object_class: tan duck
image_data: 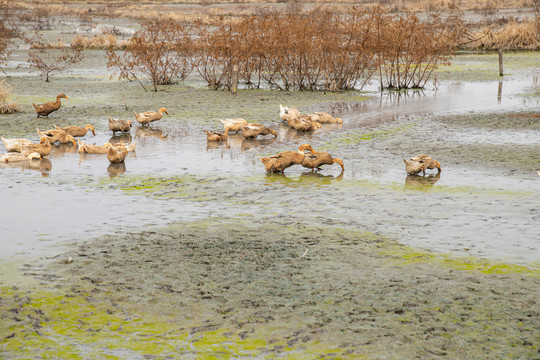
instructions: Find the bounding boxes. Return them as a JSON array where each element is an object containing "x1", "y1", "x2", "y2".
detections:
[
  {"x1": 279, "y1": 104, "x2": 301, "y2": 123},
  {"x1": 108, "y1": 117, "x2": 132, "y2": 134},
  {"x1": 134, "y1": 108, "x2": 168, "y2": 126},
  {"x1": 206, "y1": 129, "x2": 228, "y2": 142},
  {"x1": 32, "y1": 94, "x2": 69, "y2": 118},
  {"x1": 77, "y1": 139, "x2": 112, "y2": 154},
  {"x1": 37, "y1": 127, "x2": 76, "y2": 146},
  {"x1": 309, "y1": 112, "x2": 343, "y2": 124},
  {"x1": 290, "y1": 116, "x2": 321, "y2": 132},
  {"x1": 220, "y1": 118, "x2": 248, "y2": 133},
  {"x1": 259, "y1": 143, "x2": 315, "y2": 173},
  {"x1": 403, "y1": 154, "x2": 441, "y2": 175},
  {"x1": 21, "y1": 136, "x2": 52, "y2": 157},
  {"x1": 241, "y1": 123, "x2": 277, "y2": 139},
  {"x1": 301, "y1": 151, "x2": 344, "y2": 171},
  {"x1": 55, "y1": 124, "x2": 95, "y2": 137},
  {"x1": 0, "y1": 152, "x2": 41, "y2": 162},
  {"x1": 1, "y1": 137, "x2": 33, "y2": 152},
  {"x1": 111, "y1": 140, "x2": 136, "y2": 152},
  {"x1": 107, "y1": 146, "x2": 128, "y2": 164}
]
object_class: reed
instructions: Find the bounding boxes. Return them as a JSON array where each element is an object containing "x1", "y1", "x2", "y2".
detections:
[{"x1": 0, "y1": 80, "x2": 20, "y2": 114}]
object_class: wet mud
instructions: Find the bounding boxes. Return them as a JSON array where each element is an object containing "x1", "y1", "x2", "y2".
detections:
[
  {"x1": 1, "y1": 21, "x2": 539, "y2": 358},
  {"x1": 1, "y1": 221, "x2": 539, "y2": 358}
]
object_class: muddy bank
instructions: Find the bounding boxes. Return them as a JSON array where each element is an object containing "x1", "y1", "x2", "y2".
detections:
[{"x1": 1, "y1": 220, "x2": 539, "y2": 358}]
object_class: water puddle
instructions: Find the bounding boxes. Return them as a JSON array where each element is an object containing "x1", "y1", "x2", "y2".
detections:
[{"x1": 0, "y1": 57, "x2": 539, "y2": 265}]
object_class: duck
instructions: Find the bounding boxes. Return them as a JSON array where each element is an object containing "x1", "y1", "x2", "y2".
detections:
[
  {"x1": 279, "y1": 104, "x2": 301, "y2": 123},
  {"x1": 290, "y1": 116, "x2": 321, "y2": 132},
  {"x1": 241, "y1": 123, "x2": 277, "y2": 139},
  {"x1": 259, "y1": 143, "x2": 315, "y2": 173},
  {"x1": 1, "y1": 137, "x2": 33, "y2": 152},
  {"x1": 77, "y1": 139, "x2": 112, "y2": 154},
  {"x1": 21, "y1": 136, "x2": 52, "y2": 157},
  {"x1": 32, "y1": 94, "x2": 69, "y2": 118},
  {"x1": 301, "y1": 151, "x2": 344, "y2": 171},
  {"x1": 309, "y1": 112, "x2": 343, "y2": 124},
  {"x1": 55, "y1": 124, "x2": 95, "y2": 137},
  {"x1": 37, "y1": 127, "x2": 77, "y2": 146},
  {"x1": 134, "y1": 108, "x2": 168, "y2": 126},
  {"x1": 111, "y1": 140, "x2": 136, "y2": 152},
  {"x1": 206, "y1": 129, "x2": 228, "y2": 142},
  {"x1": 108, "y1": 117, "x2": 132, "y2": 134},
  {"x1": 220, "y1": 118, "x2": 248, "y2": 133},
  {"x1": 0, "y1": 152, "x2": 41, "y2": 162},
  {"x1": 107, "y1": 145, "x2": 128, "y2": 164},
  {"x1": 403, "y1": 154, "x2": 441, "y2": 175}
]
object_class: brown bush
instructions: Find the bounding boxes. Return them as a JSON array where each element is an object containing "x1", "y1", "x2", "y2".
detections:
[
  {"x1": 107, "y1": 18, "x2": 194, "y2": 92},
  {"x1": 470, "y1": 19, "x2": 539, "y2": 49},
  {"x1": 0, "y1": 80, "x2": 20, "y2": 114},
  {"x1": 27, "y1": 32, "x2": 84, "y2": 82},
  {"x1": 189, "y1": 6, "x2": 462, "y2": 91}
]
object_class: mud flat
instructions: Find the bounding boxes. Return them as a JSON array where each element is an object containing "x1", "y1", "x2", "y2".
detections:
[{"x1": 1, "y1": 220, "x2": 539, "y2": 358}]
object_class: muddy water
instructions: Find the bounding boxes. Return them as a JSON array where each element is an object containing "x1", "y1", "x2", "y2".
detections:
[{"x1": 1, "y1": 54, "x2": 539, "y2": 265}]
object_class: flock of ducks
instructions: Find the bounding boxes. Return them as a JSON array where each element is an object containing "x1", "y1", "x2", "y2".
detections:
[
  {"x1": 0, "y1": 94, "x2": 167, "y2": 169},
  {"x1": 1, "y1": 94, "x2": 441, "y2": 177}
]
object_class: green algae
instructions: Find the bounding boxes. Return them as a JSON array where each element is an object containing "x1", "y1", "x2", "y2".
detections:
[
  {"x1": 381, "y1": 242, "x2": 540, "y2": 276},
  {"x1": 327, "y1": 123, "x2": 417, "y2": 149},
  {"x1": 0, "y1": 285, "x2": 357, "y2": 359}
]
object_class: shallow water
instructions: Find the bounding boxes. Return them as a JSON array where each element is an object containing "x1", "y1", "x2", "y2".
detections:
[{"x1": 0, "y1": 49, "x2": 539, "y2": 266}]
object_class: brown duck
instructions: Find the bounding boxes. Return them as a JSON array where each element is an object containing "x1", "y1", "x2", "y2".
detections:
[
  {"x1": 403, "y1": 154, "x2": 441, "y2": 175},
  {"x1": 107, "y1": 145, "x2": 128, "y2": 164},
  {"x1": 37, "y1": 127, "x2": 76, "y2": 146},
  {"x1": 309, "y1": 112, "x2": 343, "y2": 124},
  {"x1": 259, "y1": 144, "x2": 315, "y2": 173},
  {"x1": 301, "y1": 151, "x2": 344, "y2": 171},
  {"x1": 21, "y1": 136, "x2": 52, "y2": 157},
  {"x1": 134, "y1": 108, "x2": 168, "y2": 126},
  {"x1": 77, "y1": 139, "x2": 112, "y2": 154},
  {"x1": 32, "y1": 94, "x2": 69, "y2": 118},
  {"x1": 55, "y1": 124, "x2": 95, "y2": 137},
  {"x1": 240, "y1": 123, "x2": 277, "y2": 139},
  {"x1": 108, "y1": 117, "x2": 132, "y2": 134},
  {"x1": 288, "y1": 116, "x2": 321, "y2": 132},
  {"x1": 206, "y1": 129, "x2": 228, "y2": 142}
]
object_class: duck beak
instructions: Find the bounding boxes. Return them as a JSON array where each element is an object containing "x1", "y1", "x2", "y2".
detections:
[{"x1": 65, "y1": 96, "x2": 70, "y2": 100}]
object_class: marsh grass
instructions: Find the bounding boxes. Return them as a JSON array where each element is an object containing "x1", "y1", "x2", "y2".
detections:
[
  {"x1": 471, "y1": 19, "x2": 540, "y2": 49},
  {"x1": 0, "y1": 80, "x2": 20, "y2": 114}
]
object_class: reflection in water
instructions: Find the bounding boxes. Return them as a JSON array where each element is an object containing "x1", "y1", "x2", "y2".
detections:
[
  {"x1": 108, "y1": 162, "x2": 126, "y2": 177},
  {"x1": 264, "y1": 169, "x2": 344, "y2": 185},
  {"x1": 206, "y1": 139, "x2": 230, "y2": 150},
  {"x1": 404, "y1": 173, "x2": 440, "y2": 191},
  {"x1": 379, "y1": 89, "x2": 426, "y2": 108},
  {"x1": 136, "y1": 127, "x2": 168, "y2": 140},
  {"x1": 109, "y1": 133, "x2": 133, "y2": 145},
  {"x1": 301, "y1": 170, "x2": 344, "y2": 181},
  {"x1": 497, "y1": 81, "x2": 503, "y2": 103},
  {"x1": 240, "y1": 137, "x2": 277, "y2": 151},
  {"x1": 52, "y1": 143, "x2": 77, "y2": 156},
  {"x1": 0, "y1": 158, "x2": 52, "y2": 177}
]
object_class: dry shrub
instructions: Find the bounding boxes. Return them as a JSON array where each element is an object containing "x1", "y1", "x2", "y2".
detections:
[
  {"x1": 190, "y1": 6, "x2": 463, "y2": 91},
  {"x1": 72, "y1": 34, "x2": 122, "y2": 50},
  {"x1": 27, "y1": 32, "x2": 84, "y2": 82},
  {"x1": 0, "y1": 80, "x2": 20, "y2": 114},
  {"x1": 470, "y1": 19, "x2": 540, "y2": 49},
  {"x1": 107, "y1": 19, "x2": 194, "y2": 91},
  {"x1": 371, "y1": 7, "x2": 465, "y2": 89}
]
